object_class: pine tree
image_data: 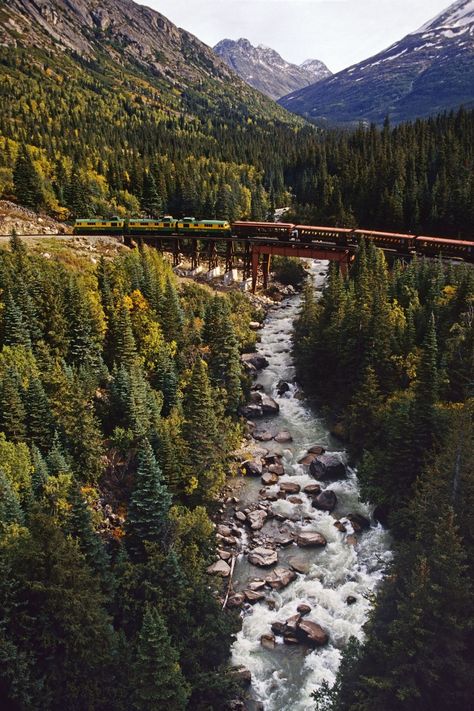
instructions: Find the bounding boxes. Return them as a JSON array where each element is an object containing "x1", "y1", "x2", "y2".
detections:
[
  {"x1": 160, "y1": 278, "x2": 184, "y2": 346},
  {"x1": 132, "y1": 605, "x2": 189, "y2": 711},
  {"x1": 114, "y1": 302, "x2": 137, "y2": 368},
  {"x1": 2, "y1": 292, "x2": 31, "y2": 348},
  {"x1": 0, "y1": 469, "x2": 24, "y2": 526},
  {"x1": 141, "y1": 170, "x2": 163, "y2": 217},
  {"x1": 25, "y1": 377, "x2": 55, "y2": 452},
  {"x1": 0, "y1": 369, "x2": 27, "y2": 443},
  {"x1": 182, "y1": 358, "x2": 222, "y2": 500},
  {"x1": 30, "y1": 444, "x2": 49, "y2": 498},
  {"x1": 46, "y1": 432, "x2": 70, "y2": 475},
  {"x1": 65, "y1": 483, "x2": 110, "y2": 581},
  {"x1": 126, "y1": 438, "x2": 172, "y2": 559},
  {"x1": 12, "y1": 145, "x2": 44, "y2": 211}
]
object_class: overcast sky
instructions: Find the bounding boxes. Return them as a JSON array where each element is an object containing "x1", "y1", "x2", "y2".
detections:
[{"x1": 142, "y1": 0, "x2": 451, "y2": 72}]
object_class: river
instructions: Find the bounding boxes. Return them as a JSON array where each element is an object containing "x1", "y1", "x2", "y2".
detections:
[{"x1": 230, "y1": 260, "x2": 392, "y2": 711}]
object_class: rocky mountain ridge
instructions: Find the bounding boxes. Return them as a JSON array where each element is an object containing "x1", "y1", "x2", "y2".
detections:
[
  {"x1": 214, "y1": 38, "x2": 331, "y2": 100},
  {"x1": 279, "y1": 0, "x2": 474, "y2": 125}
]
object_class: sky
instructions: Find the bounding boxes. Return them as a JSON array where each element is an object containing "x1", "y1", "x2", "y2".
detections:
[{"x1": 142, "y1": 0, "x2": 452, "y2": 72}]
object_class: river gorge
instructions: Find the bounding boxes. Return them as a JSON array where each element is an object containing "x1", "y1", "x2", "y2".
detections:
[{"x1": 222, "y1": 261, "x2": 393, "y2": 710}]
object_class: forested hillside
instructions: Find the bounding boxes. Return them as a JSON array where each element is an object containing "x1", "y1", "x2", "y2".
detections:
[
  {"x1": 293, "y1": 245, "x2": 474, "y2": 709},
  {"x1": 0, "y1": 235, "x2": 258, "y2": 710}
]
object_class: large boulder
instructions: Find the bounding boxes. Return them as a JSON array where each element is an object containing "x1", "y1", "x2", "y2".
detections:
[
  {"x1": 247, "y1": 509, "x2": 268, "y2": 531},
  {"x1": 260, "y1": 634, "x2": 276, "y2": 650},
  {"x1": 253, "y1": 430, "x2": 274, "y2": 442},
  {"x1": 312, "y1": 489, "x2": 338, "y2": 512},
  {"x1": 248, "y1": 546, "x2": 278, "y2": 567},
  {"x1": 274, "y1": 431, "x2": 293, "y2": 444},
  {"x1": 310, "y1": 453, "x2": 346, "y2": 481},
  {"x1": 261, "y1": 471, "x2": 279, "y2": 486},
  {"x1": 347, "y1": 513, "x2": 371, "y2": 532},
  {"x1": 229, "y1": 666, "x2": 251, "y2": 687},
  {"x1": 279, "y1": 481, "x2": 301, "y2": 495},
  {"x1": 207, "y1": 559, "x2": 231, "y2": 577},
  {"x1": 260, "y1": 393, "x2": 280, "y2": 415},
  {"x1": 288, "y1": 556, "x2": 311, "y2": 574},
  {"x1": 296, "y1": 620, "x2": 329, "y2": 647},
  {"x1": 268, "y1": 463, "x2": 285, "y2": 476},
  {"x1": 296, "y1": 531, "x2": 327, "y2": 548},
  {"x1": 239, "y1": 404, "x2": 263, "y2": 418},
  {"x1": 244, "y1": 589, "x2": 266, "y2": 604},
  {"x1": 265, "y1": 567, "x2": 297, "y2": 590},
  {"x1": 303, "y1": 483, "x2": 321, "y2": 496},
  {"x1": 241, "y1": 353, "x2": 269, "y2": 371}
]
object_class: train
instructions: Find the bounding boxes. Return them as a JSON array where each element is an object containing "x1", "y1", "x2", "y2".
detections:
[{"x1": 73, "y1": 217, "x2": 474, "y2": 263}]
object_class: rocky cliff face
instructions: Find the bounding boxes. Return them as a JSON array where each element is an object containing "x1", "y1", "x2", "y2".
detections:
[
  {"x1": 279, "y1": 0, "x2": 474, "y2": 125},
  {"x1": 1, "y1": 0, "x2": 238, "y2": 86},
  {"x1": 214, "y1": 38, "x2": 331, "y2": 100}
]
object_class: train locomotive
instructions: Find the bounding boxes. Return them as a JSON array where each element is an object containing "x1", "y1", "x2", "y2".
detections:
[{"x1": 73, "y1": 217, "x2": 474, "y2": 263}]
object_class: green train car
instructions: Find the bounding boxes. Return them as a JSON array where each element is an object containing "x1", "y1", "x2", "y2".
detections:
[{"x1": 72, "y1": 216, "x2": 231, "y2": 237}]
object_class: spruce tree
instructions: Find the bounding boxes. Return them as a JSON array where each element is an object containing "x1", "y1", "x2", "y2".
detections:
[
  {"x1": 0, "y1": 369, "x2": 27, "y2": 443},
  {"x1": 0, "y1": 469, "x2": 24, "y2": 527},
  {"x1": 2, "y1": 293, "x2": 31, "y2": 348},
  {"x1": 160, "y1": 278, "x2": 184, "y2": 346},
  {"x1": 30, "y1": 444, "x2": 49, "y2": 499},
  {"x1": 25, "y1": 377, "x2": 55, "y2": 452},
  {"x1": 126, "y1": 438, "x2": 172, "y2": 559},
  {"x1": 12, "y1": 145, "x2": 44, "y2": 211},
  {"x1": 141, "y1": 171, "x2": 162, "y2": 217},
  {"x1": 132, "y1": 605, "x2": 189, "y2": 711},
  {"x1": 65, "y1": 483, "x2": 110, "y2": 581}
]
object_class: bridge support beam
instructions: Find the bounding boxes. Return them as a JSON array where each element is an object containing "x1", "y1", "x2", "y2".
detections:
[{"x1": 250, "y1": 243, "x2": 351, "y2": 293}]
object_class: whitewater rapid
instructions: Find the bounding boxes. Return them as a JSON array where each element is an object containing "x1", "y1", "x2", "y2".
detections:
[{"x1": 231, "y1": 261, "x2": 392, "y2": 711}]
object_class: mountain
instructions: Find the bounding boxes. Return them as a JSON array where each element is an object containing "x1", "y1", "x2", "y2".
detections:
[
  {"x1": 213, "y1": 38, "x2": 331, "y2": 100},
  {"x1": 0, "y1": 0, "x2": 311, "y2": 218},
  {"x1": 279, "y1": 0, "x2": 474, "y2": 125}
]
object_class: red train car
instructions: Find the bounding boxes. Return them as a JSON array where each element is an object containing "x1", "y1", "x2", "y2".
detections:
[
  {"x1": 354, "y1": 229, "x2": 415, "y2": 253},
  {"x1": 415, "y1": 236, "x2": 474, "y2": 262},
  {"x1": 232, "y1": 221, "x2": 295, "y2": 241},
  {"x1": 295, "y1": 225, "x2": 353, "y2": 245}
]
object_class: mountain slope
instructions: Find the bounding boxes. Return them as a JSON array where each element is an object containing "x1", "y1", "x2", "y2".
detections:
[
  {"x1": 213, "y1": 38, "x2": 331, "y2": 100},
  {"x1": 279, "y1": 0, "x2": 474, "y2": 125},
  {"x1": 0, "y1": 0, "x2": 312, "y2": 218}
]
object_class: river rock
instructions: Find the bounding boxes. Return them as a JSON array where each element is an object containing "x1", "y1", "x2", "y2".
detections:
[
  {"x1": 288, "y1": 496, "x2": 303, "y2": 505},
  {"x1": 298, "y1": 452, "x2": 319, "y2": 466},
  {"x1": 297, "y1": 603, "x2": 312, "y2": 616},
  {"x1": 247, "y1": 510, "x2": 267, "y2": 531},
  {"x1": 239, "y1": 404, "x2": 263, "y2": 418},
  {"x1": 253, "y1": 430, "x2": 274, "y2": 442},
  {"x1": 261, "y1": 471, "x2": 279, "y2": 486},
  {"x1": 249, "y1": 321, "x2": 262, "y2": 330},
  {"x1": 296, "y1": 620, "x2": 329, "y2": 647},
  {"x1": 283, "y1": 634, "x2": 300, "y2": 645},
  {"x1": 285, "y1": 613, "x2": 301, "y2": 633},
  {"x1": 276, "y1": 380, "x2": 290, "y2": 396},
  {"x1": 274, "y1": 532, "x2": 295, "y2": 546},
  {"x1": 347, "y1": 513, "x2": 371, "y2": 532},
  {"x1": 303, "y1": 483, "x2": 321, "y2": 496},
  {"x1": 288, "y1": 556, "x2": 311, "y2": 574},
  {"x1": 264, "y1": 454, "x2": 283, "y2": 466},
  {"x1": 229, "y1": 665, "x2": 251, "y2": 687},
  {"x1": 346, "y1": 596, "x2": 357, "y2": 605},
  {"x1": 217, "y1": 524, "x2": 233, "y2": 537},
  {"x1": 334, "y1": 521, "x2": 347, "y2": 533},
  {"x1": 240, "y1": 460, "x2": 263, "y2": 477},
  {"x1": 296, "y1": 531, "x2": 327, "y2": 548},
  {"x1": 312, "y1": 490, "x2": 338, "y2": 512},
  {"x1": 260, "y1": 394, "x2": 280, "y2": 415},
  {"x1": 227, "y1": 592, "x2": 246, "y2": 608},
  {"x1": 207, "y1": 559, "x2": 231, "y2": 577},
  {"x1": 248, "y1": 579, "x2": 266, "y2": 591},
  {"x1": 268, "y1": 463, "x2": 285, "y2": 476},
  {"x1": 244, "y1": 589, "x2": 266, "y2": 604},
  {"x1": 274, "y1": 431, "x2": 293, "y2": 444},
  {"x1": 260, "y1": 634, "x2": 276, "y2": 650},
  {"x1": 310, "y1": 453, "x2": 346, "y2": 481},
  {"x1": 346, "y1": 535, "x2": 357, "y2": 547},
  {"x1": 260, "y1": 489, "x2": 278, "y2": 501},
  {"x1": 279, "y1": 481, "x2": 301, "y2": 495},
  {"x1": 308, "y1": 445, "x2": 326, "y2": 455},
  {"x1": 373, "y1": 503, "x2": 390, "y2": 526},
  {"x1": 235, "y1": 511, "x2": 247, "y2": 523},
  {"x1": 248, "y1": 546, "x2": 278, "y2": 567},
  {"x1": 218, "y1": 549, "x2": 232, "y2": 560},
  {"x1": 270, "y1": 620, "x2": 287, "y2": 636},
  {"x1": 265, "y1": 567, "x2": 297, "y2": 590},
  {"x1": 241, "y1": 353, "x2": 269, "y2": 371}
]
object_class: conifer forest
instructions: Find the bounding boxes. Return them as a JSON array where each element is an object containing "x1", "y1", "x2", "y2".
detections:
[{"x1": 1, "y1": 1, "x2": 474, "y2": 710}]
